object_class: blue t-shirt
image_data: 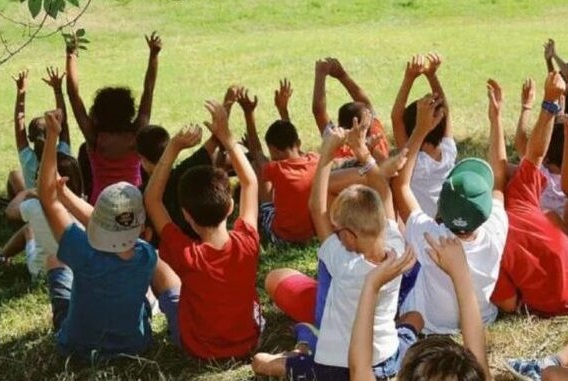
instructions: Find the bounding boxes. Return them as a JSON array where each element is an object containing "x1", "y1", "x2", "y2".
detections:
[{"x1": 56, "y1": 223, "x2": 157, "y2": 358}]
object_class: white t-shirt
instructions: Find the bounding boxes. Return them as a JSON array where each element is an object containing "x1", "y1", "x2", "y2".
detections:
[
  {"x1": 400, "y1": 199, "x2": 508, "y2": 334},
  {"x1": 20, "y1": 198, "x2": 59, "y2": 275},
  {"x1": 410, "y1": 137, "x2": 457, "y2": 218},
  {"x1": 540, "y1": 167, "x2": 566, "y2": 219},
  {"x1": 315, "y1": 220, "x2": 405, "y2": 368}
]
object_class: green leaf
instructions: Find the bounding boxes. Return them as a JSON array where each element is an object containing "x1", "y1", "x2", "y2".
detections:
[
  {"x1": 28, "y1": 0, "x2": 43, "y2": 18},
  {"x1": 78, "y1": 45, "x2": 87, "y2": 50},
  {"x1": 76, "y1": 28, "x2": 85, "y2": 37},
  {"x1": 44, "y1": 0, "x2": 59, "y2": 19},
  {"x1": 57, "y1": 0, "x2": 66, "y2": 12},
  {"x1": 66, "y1": 0, "x2": 80, "y2": 6},
  {"x1": 78, "y1": 38, "x2": 90, "y2": 44}
]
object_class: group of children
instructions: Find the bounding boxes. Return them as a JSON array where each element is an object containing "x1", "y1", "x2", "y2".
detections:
[{"x1": 2, "y1": 32, "x2": 568, "y2": 381}]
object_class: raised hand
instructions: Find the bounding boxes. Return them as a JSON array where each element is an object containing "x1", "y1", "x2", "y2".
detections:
[
  {"x1": 416, "y1": 93, "x2": 445, "y2": 134},
  {"x1": 424, "y1": 233, "x2": 468, "y2": 280},
  {"x1": 171, "y1": 124, "x2": 203, "y2": 151},
  {"x1": 544, "y1": 38, "x2": 556, "y2": 61},
  {"x1": 204, "y1": 100, "x2": 232, "y2": 144},
  {"x1": 327, "y1": 57, "x2": 347, "y2": 79},
  {"x1": 274, "y1": 78, "x2": 293, "y2": 112},
  {"x1": 365, "y1": 247, "x2": 416, "y2": 292},
  {"x1": 145, "y1": 31, "x2": 162, "y2": 56},
  {"x1": 347, "y1": 110, "x2": 372, "y2": 158},
  {"x1": 544, "y1": 71, "x2": 566, "y2": 102},
  {"x1": 315, "y1": 58, "x2": 331, "y2": 76},
  {"x1": 521, "y1": 78, "x2": 535, "y2": 110},
  {"x1": 44, "y1": 109, "x2": 63, "y2": 136},
  {"x1": 378, "y1": 148, "x2": 409, "y2": 179},
  {"x1": 487, "y1": 79, "x2": 504, "y2": 122},
  {"x1": 224, "y1": 85, "x2": 242, "y2": 109},
  {"x1": 405, "y1": 54, "x2": 425, "y2": 80},
  {"x1": 42, "y1": 66, "x2": 65, "y2": 90},
  {"x1": 424, "y1": 53, "x2": 442, "y2": 77},
  {"x1": 321, "y1": 126, "x2": 347, "y2": 158},
  {"x1": 13, "y1": 70, "x2": 29, "y2": 93},
  {"x1": 236, "y1": 88, "x2": 258, "y2": 114}
]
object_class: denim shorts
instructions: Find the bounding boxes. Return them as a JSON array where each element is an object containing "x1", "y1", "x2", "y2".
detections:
[{"x1": 47, "y1": 266, "x2": 73, "y2": 331}]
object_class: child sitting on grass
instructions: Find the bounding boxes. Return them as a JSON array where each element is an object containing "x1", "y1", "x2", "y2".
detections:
[
  {"x1": 38, "y1": 109, "x2": 156, "y2": 360},
  {"x1": 393, "y1": 87, "x2": 508, "y2": 334},
  {"x1": 349, "y1": 234, "x2": 491, "y2": 381},
  {"x1": 312, "y1": 57, "x2": 390, "y2": 162},
  {"x1": 65, "y1": 32, "x2": 161, "y2": 204},
  {"x1": 235, "y1": 83, "x2": 319, "y2": 245},
  {"x1": 253, "y1": 115, "x2": 422, "y2": 380},
  {"x1": 144, "y1": 101, "x2": 262, "y2": 359},
  {"x1": 391, "y1": 53, "x2": 456, "y2": 218}
]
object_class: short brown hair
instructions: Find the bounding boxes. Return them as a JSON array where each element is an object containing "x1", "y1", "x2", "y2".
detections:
[
  {"x1": 330, "y1": 184, "x2": 386, "y2": 238},
  {"x1": 398, "y1": 336, "x2": 485, "y2": 381}
]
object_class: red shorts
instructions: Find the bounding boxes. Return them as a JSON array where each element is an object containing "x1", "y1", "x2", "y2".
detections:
[{"x1": 273, "y1": 274, "x2": 317, "y2": 324}]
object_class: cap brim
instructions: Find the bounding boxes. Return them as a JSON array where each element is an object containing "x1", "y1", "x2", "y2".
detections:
[
  {"x1": 87, "y1": 220, "x2": 140, "y2": 253},
  {"x1": 448, "y1": 158, "x2": 494, "y2": 189}
]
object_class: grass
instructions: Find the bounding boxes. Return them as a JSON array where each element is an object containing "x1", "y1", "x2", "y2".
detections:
[{"x1": 1, "y1": 0, "x2": 568, "y2": 379}]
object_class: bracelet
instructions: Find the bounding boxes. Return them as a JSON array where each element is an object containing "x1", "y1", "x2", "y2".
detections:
[
  {"x1": 542, "y1": 100, "x2": 561, "y2": 115},
  {"x1": 521, "y1": 105, "x2": 532, "y2": 111},
  {"x1": 358, "y1": 157, "x2": 377, "y2": 176}
]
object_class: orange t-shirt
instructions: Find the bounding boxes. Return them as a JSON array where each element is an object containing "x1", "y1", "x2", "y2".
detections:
[
  {"x1": 333, "y1": 117, "x2": 389, "y2": 160},
  {"x1": 262, "y1": 152, "x2": 319, "y2": 243}
]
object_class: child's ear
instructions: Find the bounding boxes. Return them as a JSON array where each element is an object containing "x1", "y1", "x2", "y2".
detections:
[{"x1": 226, "y1": 198, "x2": 235, "y2": 218}]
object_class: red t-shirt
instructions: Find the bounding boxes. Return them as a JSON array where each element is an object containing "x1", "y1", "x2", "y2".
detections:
[
  {"x1": 334, "y1": 117, "x2": 390, "y2": 160},
  {"x1": 159, "y1": 218, "x2": 261, "y2": 358},
  {"x1": 262, "y1": 153, "x2": 319, "y2": 243},
  {"x1": 491, "y1": 159, "x2": 568, "y2": 315}
]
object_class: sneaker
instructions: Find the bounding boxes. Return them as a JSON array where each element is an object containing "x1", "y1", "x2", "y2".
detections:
[
  {"x1": 504, "y1": 358, "x2": 543, "y2": 381},
  {"x1": 293, "y1": 322, "x2": 319, "y2": 355}
]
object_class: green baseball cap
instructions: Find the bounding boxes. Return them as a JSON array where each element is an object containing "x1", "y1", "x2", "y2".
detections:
[{"x1": 438, "y1": 158, "x2": 494, "y2": 233}]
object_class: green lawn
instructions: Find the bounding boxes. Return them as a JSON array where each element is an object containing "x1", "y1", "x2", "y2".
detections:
[{"x1": 1, "y1": 0, "x2": 568, "y2": 380}]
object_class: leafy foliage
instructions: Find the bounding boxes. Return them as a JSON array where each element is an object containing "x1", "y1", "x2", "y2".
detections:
[{"x1": 20, "y1": 0, "x2": 81, "y2": 19}]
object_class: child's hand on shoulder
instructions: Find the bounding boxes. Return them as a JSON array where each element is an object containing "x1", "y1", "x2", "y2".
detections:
[
  {"x1": 44, "y1": 109, "x2": 63, "y2": 135},
  {"x1": 171, "y1": 124, "x2": 203, "y2": 152},
  {"x1": 13, "y1": 69, "x2": 29, "y2": 92},
  {"x1": 145, "y1": 31, "x2": 162, "y2": 56},
  {"x1": 424, "y1": 233, "x2": 468, "y2": 279},
  {"x1": 365, "y1": 247, "x2": 416, "y2": 292},
  {"x1": 42, "y1": 66, "x2": 65, "y2": 90}
]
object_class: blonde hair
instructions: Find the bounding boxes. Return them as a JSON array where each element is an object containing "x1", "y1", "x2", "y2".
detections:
[{"x1": 330, "y1": 184, "x2": 386, "y2": 238}]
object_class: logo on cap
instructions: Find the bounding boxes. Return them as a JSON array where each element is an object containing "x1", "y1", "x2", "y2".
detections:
[
  {"x1": 452, "y1": 217, "x2": 468, "y2": 228},
  {"x1": 115, "y1": 212, "x2": 134, "y2": 227}
]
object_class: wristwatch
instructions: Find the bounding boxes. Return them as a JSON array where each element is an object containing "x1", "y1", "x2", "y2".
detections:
[{"x1": 541, "y1": 100, "x2": 561, "y2": 115}]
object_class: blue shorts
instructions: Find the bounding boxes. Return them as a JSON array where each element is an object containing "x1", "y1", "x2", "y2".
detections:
[
  {"x1": 286, "y1": 324, "x2": 419, "y2": 381},
  {"x1": 158, "y1": 287, "x2": 182, "y2": 348},
  {"x1": 259, "y1": 202, "x2": 287, "y2": 245},
  {"x1": 47, "y1": 266, "x2": 73, "y2": 332}
]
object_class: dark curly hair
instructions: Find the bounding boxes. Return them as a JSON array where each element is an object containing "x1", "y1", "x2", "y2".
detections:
[{"x1": 89, "y1": 87, "x2": 137, "y2": 133}]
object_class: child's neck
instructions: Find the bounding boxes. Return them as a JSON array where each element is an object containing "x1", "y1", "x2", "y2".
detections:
[
  {"x1": 195, "y1": 220, "x2": 230, "y2": 250},
  {"x1": 116, "y1": 247, "x2": 136, "y2": 260},
  {"x1": 421, "y1": 143, "x2": 442, "y2": 162},
  {"x1": 360, "y1": 236, "x2": 386, "y2": 264}
]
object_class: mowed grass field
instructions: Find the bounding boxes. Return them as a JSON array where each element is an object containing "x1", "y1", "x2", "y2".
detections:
[{"x1": 1, "y1": 0, "x2": 568, "y2": 380}]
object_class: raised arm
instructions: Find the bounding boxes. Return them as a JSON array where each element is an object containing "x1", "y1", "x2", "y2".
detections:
[
  {"x1": 549, "y1": 39, "x2": 568, "y2": 80},
  {"x1": 514, "y1": 78, "x2": 536, "y2": 157},
  {"x1": 525, "y1": 72, "x2": 566, "y2": 167},
  {"x1": 425, "y1": 234, "x2": 491, "y2": 381},
  {"x1": 274, "y1": 78, "x2": 293, "y2": 121},
  {"x1": 66, "y1": 43, "x2": 94, "y2": 144},
  {"x1": 13, "y1": 70, "x2": 29, "y2": 152},
  {"x1": 328, "y1": 57, "x2": 375, "y2": 114},
  {"x1": 544, "y1": 39, "x2": 555, "y2": 73},
  {"x1": 237, "y1": 89, "x2": 266, "y2": 164},
  {"x1": 486, "y1": 79, "x2": 507, "y2": 202},
  {"x1": 312, "y1": 59, "x2": 332, "y2": 133},
  {"x1": 134, "y1": 32, "x2": 162, "y2": 129},
  {"x1": 391, "y1": 55, "x2": 425, "y2": 148},
  {"x1": 205, "y1": 100, "x2": 258, "y2": 228},
  {"x1": 144, "y1": 126, "x2": 203, "y2": 235},
  {"x1": 349, "y1": 249, "x2": 416, "y2": 381},
  {"x1": 392, "y1": 94, "x2": 445, "y2": 222},
  {"x1": 56, "y1": 178, "x2": 92, "y2": 228},
  {"x1": 223, "y1": 85, "x2": 241, "y2": 118},
  {"x1": 42, "y1": 66, "x2": 70, "y2": 146},
  {"x1": 424, "y1": 53, "x2": 452, "y2": 138},
  {"x1": 37, "y1": 109, "x2": 73, "y2": 242}
]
